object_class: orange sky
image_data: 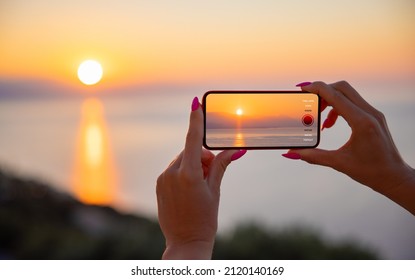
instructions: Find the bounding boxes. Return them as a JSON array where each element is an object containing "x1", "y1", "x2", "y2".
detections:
[
  {"x1": 205, "y1": 93, "x2": 318, "y2": 119},
  {"x1": 0, "y1": 0, "x2": 414, "y2": 88}
]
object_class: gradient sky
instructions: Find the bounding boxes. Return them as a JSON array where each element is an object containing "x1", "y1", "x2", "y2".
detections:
[
  {"x1": 206, "y1": 93, "x2": 318, "y2": 119},
  {"x1": 1, "y1": 0, "x2": 414, "y2": 88}
]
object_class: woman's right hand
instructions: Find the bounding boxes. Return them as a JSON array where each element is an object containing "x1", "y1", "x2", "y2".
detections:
[{"x1": 284, "y1": 81, "x2": 415, "y2": 215}]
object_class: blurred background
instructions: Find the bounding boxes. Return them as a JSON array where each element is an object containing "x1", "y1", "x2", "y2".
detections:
[{"x1": 0, "y1": 0, "x2": 414, "y2": 259}]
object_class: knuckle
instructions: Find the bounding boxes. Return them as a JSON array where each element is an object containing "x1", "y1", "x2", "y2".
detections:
[
  {"x1": 312, "y1": 81, "x2": 326, "y2": 88},
  {"x1": 157, "y1": 168, "x2": 176, "y2": 187},
  {"x1": 336, "y1": 80, "x2": 351, "y2": 88},
  {"x1": 156, "y1": 168, "x2": 182, "y2": 197},
  {"x1": 330, "y1": 88, "x2": 343, "y2": 103},
  {"x1": 156, "y1": 174, "x2": 164, "y2": 195},
  {"x1": 372, "y1": 109, "x2": 386, "y2": 124},
  {"x1": 359, "y1": 114, "x2": 381, "y2": 134},
  {"x1": 357, "y1": 108, "x2": 386, "y2": 132},
  {"x1": 156, "y1": 173, "x2": 165, "y2": 187},
  {"x1": 178, "y1": 167, "x2": 198, "y2": 185},
  {"x1": 216, "y1": 152, "x2": 232, "y2": 166},
  {"x1": 156, "y1": 173, "x2": 167, "y2": 191},
  {"x1": 217, "y1": 159, "x2": 229, "y2": 174}
]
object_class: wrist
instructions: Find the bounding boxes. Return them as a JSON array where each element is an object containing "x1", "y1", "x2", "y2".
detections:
[
  {"x1": 380, "y1": 163, "x2": 415, "y2": 215},
  {"x1": 162, "y1": 240, "x2": 215, "y2": 260}
]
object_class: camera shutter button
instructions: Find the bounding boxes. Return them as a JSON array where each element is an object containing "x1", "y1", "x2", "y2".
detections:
[{"x1": 302, "y1": 114, "x2": 314, "y2": 126}]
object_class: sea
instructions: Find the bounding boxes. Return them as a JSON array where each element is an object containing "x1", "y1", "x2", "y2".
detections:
[
  {"x1": 206, "y1": 127, "x2": 318, "y2": 148},
  {"x1": 0, "y1": 83, "x2": 415, "y2": 259}
]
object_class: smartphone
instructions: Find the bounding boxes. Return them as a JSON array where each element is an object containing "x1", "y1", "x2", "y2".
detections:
[{"x1": 203, "y1": 91, "x2": 320, "y2": 149}]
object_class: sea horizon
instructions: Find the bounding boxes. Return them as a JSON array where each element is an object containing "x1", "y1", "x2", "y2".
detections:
[{"x1": 206, "y1": 127, "x2": 318, "y2": 148}]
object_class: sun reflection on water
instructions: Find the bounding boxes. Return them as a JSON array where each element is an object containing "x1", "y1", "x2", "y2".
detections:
[
  {"x1": 72, "y1": 98, "x2": 117, "y2": 205},
  {"x1": 234, "y1": 132, "x2": 245, "y2": 147},
  {"x1": 234, "y1": 112, "x2": 245, "y2": 147}
]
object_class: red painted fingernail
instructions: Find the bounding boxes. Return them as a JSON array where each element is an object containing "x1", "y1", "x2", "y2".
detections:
[
  {"x1": 231, "y1": 150, "x2": 247, "y2": 161},
  {"x1": 191, "y1": 97, "x2": 199, "y2": 111},
  {"x1": 282, "y1": 152, "x2": 301, "y2": 160},
  {"x1": 296, "y1": 82, "x2": 312, "y2": 87},
  {"x1": 321, "y1": 119, "x2": 329, "y2": 131}
]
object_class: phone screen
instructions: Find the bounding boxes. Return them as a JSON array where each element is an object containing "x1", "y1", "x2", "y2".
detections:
[{"x1": 203, "y1": 91, "x2": 320, "y2": 149}]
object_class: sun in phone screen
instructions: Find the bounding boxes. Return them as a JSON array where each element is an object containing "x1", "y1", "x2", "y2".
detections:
[{"x1": 235, "y1": 108, "x2": 245, "y2": 146}]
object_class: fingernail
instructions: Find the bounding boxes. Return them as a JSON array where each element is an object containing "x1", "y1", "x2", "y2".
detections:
[
  {"x1": 321, "y1": 119, "x2": 329, "y2": 131},
  {"x1": 282, "y1": 152, "x2": 301, "y2": 160},
  {"x1": 231, "y1": 150, "x2": 247, "y2": 161},
  {"x1": 296, "y1": 82, "x2": 312, "y2": 87},
  {"x1": 191, "y1": 96, "x2": 199, "y2": 111}
]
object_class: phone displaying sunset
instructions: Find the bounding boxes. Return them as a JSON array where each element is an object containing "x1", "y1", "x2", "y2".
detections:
[{"x1": 204, "y1": 92, "x2": 319, "y2": 148}]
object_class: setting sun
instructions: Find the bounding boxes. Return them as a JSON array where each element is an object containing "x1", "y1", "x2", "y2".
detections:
[
  {"x1": 77, "y1": 60, "x2": 103, "y2": 85},
  {"x1": 236, "y1": 108, "x2": 243, "y2": 116}
]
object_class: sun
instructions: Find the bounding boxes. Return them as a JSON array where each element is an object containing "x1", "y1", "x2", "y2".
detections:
[
  {"x1": 236, "y1": 108, "x2": 243, "y2": 116},
  {"x1": 77, "y1": 60, "x2": 103, "y2": 85}
]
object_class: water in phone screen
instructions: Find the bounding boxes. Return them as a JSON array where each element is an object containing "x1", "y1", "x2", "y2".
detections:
[{"x1": 206, "y1": 127, "x2": 318, "y2": 147}]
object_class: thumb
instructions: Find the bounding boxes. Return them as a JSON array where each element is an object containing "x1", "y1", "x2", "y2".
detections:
[
  {"x1": 285, "y1": 148, "x2": 338, "y2": 168},
  {"x1": 207, "y1": 150, "x2": 246, "y2": 191}
]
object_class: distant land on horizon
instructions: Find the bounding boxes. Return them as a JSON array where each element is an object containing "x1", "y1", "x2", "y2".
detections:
[
  {"x1": 0, "y1": 78, "x2": 202, "y2": 99},
  {"x1": 0, "y1": 78, "x2": 77, "y2": 99}
]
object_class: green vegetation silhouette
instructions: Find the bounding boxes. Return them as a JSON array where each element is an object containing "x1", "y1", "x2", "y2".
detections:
[
  {"x1": 0, "y1": 169, "x2": 378, "y2": 259},
  {"x1": 214, "y1": 223, "x2": 377, "y2": 259}
]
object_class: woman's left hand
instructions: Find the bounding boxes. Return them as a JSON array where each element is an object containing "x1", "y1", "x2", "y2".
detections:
[{"x1": 156, "y1": 97, "x2": 246, "y2": 259}]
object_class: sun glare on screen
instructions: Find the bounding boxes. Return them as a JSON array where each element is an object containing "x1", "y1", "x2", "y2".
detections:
[{"x1": 77, "y1": 60, "x2": 103, "y2": 85}]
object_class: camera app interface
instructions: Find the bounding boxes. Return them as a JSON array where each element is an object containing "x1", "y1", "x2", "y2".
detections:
[{"x1": 204, "y1": 92, "x2": 319, "y2": 148}]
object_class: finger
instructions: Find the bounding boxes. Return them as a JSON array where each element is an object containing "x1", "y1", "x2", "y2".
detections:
[
  {"x1": 302, "y1": 82, "x2": 363, "y2": 128},
  {"x1": 288, "y1": 148, "x2": 339, "y2": 169},
  {"x1": 201, "y1": 149, "x2": 215, "y2": 179},
  {"x1": 201, "y1": 148, "x2": 215, "y2": 165},
  {"x1": 168, "y1": 151, "x2": 184, "y2": 169},
  {"x1": 321, "y1": 108, "x2": 339, "y2": 130},
  {"x1": 207, "y1": 150, "x2": 242, "y2": 192},
  {"x1": 330, "y1": 81, "x2": 377, "y2": 114},
  {"x1": 320, "y1": 98, "x2": 328, "y2": 112},
  {"x1": 182, "y1": 97, "x2": 203, "y2": 169}
]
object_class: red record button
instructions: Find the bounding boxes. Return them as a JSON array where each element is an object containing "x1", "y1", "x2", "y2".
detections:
[{"x1": 302, "y1": 114, "x2": 314, "y2": 126}]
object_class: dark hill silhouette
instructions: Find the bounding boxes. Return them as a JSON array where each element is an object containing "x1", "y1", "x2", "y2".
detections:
[
  {"x1": 0, "y1": 168, "x2": 164, "y2": 259},
  {"x1": 0, "y1": 168, "x2": 378, "y2": 259}
]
